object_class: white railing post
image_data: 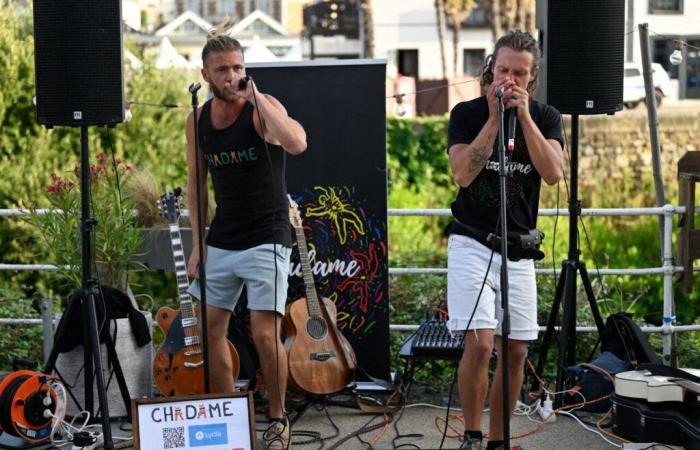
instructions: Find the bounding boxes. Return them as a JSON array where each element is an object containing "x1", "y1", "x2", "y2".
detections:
[
  {"x1": 41, "y1": 298, "x2": 54, "y2": 364},
  {"x1": 662, "y1": 204, "x2": 676, "y2": 364}
]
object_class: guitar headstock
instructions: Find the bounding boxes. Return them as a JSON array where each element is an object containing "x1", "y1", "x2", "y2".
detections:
[
  {"x1": 159, "y1": 187, "x2": 183, "y2": 225},
  {"x1": 287, "y1": 194, "x2": 302, "y2": 229}
]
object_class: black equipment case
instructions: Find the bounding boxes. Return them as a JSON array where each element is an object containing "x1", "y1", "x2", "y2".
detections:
[{"x1": 612, "y1": 393, "x2": 700, "y2": 448}]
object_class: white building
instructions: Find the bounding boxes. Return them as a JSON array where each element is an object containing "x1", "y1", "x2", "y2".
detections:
[
  {"x1": 625, "y1": 0, "x2": 700, "y2": 99},
  {"x1": 371, "y1": 0, "x2": 493, "y2": 80}
]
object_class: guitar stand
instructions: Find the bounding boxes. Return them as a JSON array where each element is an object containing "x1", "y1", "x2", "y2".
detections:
[{"x1": 287, "y1": 389, "x2": 358, "y2": 426}]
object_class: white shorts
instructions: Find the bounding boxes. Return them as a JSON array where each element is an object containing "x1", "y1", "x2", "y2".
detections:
[{"x1": 447, "y1": 234, "x2": 539, "y2": 341}]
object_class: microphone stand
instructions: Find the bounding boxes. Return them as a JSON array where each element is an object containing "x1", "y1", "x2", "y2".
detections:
[
  {"x1": 494, "y1": 89, "x2": 511, "y2": 450},
  {"x1": 189, "y1": 82, "x2": 211, "y2": 394}
]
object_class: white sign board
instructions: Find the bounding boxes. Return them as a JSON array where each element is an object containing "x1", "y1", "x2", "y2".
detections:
[{"x1": 132, "y1": 392, "x2": 256, "y2": 450}]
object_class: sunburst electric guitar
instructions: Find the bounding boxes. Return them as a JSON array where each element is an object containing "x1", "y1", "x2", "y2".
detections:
[
  {"x1": 153, "y1": 188, "x2": 240, "y2": 395},
  {"x1": 283, "y1": 196, "x2": 356, "y2": 395}
]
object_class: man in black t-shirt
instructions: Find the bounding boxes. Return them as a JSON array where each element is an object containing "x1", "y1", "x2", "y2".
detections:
[
  {"x1": 446, "y1": 30, "x2": 564, "y2": 450},
  {"x1": 185, "y1": 35, "x2": 306, "y2": 450}
]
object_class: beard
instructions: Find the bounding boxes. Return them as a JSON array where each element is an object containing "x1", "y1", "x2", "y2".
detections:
[{"x1": 208, "y1": 82, "x2": 237, "y2": 102}]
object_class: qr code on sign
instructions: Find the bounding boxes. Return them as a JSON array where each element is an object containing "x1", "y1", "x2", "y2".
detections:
[{"x1": 162, "y1": 426, "x2": 185, "y2": 448}]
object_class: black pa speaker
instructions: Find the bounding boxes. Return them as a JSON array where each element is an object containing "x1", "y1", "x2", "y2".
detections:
[
  {"x1": 32, "y1": 0, "x2": 125, "y2": 127},
  {"x1": 544, "y1": 0, "x2": 625, "y2": 115}
]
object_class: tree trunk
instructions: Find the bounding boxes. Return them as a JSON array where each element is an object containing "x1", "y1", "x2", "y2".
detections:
[
  {"x1": 361, "y1": 0, "x2": 375, "y2": 58},
  {"x1": 451, "y1": 13, "x2": 460, "y2": 77},
  {"x1": 490, "y1": 0, "x2": 503, "y2": 44},
  {"x1": 503, "y1": 0, "x2": 518, "y2": 31},
  {"x1": 517, "y1": 0, "x2": 536, "y2": 33},
  {"x1": 435, "y1": 0, "x2": 448, "y2": 79}
]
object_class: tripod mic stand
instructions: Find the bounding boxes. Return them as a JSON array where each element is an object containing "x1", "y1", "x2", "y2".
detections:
[
  {"x1": 531, "y1": 114, "x2": 607, "y2": 407},
  {"x1": 42, "y1": 126, "x2": 132, "y2": 450}
]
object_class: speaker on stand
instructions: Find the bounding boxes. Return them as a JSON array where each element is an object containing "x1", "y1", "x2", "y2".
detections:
[
  {"x1": 32, "y1": 1, "x2": 127, "y2": 448},
  {"x1": 532, "y1": 0, "x2": 625, "y2": 406},
  {"x1": 32, "y1": 0, "x2": 124, "y2": 126}
]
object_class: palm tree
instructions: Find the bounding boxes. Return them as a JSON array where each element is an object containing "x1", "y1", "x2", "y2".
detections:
[
  {"x1": 435, "y1": 0, "x2": 449, "y2": 79},
  {"x1": 445, "y1": 0, "x2": 477, "y2": 76}
]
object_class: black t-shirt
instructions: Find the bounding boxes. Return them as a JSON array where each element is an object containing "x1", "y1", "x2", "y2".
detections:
[
  {"x1": 198, "y1": 99, "x2": 291, "y2": 250},
  {"x1": 446, "y1": 96, "x2": 563, "y2": 244}
]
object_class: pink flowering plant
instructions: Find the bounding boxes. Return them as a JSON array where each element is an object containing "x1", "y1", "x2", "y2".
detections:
[{"x1": 29, "y1": 153, "x2": 143, "y2": 289}]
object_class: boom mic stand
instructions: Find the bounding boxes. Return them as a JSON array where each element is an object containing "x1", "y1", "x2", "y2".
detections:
[
  {"x1": 494, "y1": 89, "x2": 512, "y2": 450},
  {"x1": 189, "y1": 82, "x2": 211, "y2": 394},
  {"x1": 531, "y1": 114, "x2": 607, "y2": 407}
]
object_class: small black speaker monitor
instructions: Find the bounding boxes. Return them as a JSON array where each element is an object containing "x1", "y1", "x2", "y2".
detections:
[
  {"x1": 33, "y1": 0, "x2": 125, "y2": 127},
  {"x1": 545, "y1": 0, "x2": 624, "y2": 115}
]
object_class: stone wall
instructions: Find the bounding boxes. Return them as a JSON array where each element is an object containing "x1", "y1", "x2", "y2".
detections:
[{"x1": 562, "y1": 110, "x2": 700, "y2": 197}]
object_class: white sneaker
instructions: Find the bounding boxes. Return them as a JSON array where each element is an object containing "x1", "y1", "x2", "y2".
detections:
[{"x1": 263, "y1": 418, "x2": 290, "y2": 450}]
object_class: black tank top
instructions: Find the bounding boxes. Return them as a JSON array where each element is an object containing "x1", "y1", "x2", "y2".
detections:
[{"x1": 198, "y1": 99, "x2": 291, "y2": 250}]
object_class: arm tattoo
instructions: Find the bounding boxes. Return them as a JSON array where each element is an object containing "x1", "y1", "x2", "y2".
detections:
[{"x1": 468, "y1": 146, "x2": 489, "y2": 172}]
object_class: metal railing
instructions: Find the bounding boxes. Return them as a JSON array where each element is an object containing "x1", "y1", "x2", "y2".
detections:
[{"x1": 2, "y1": 205, "x2": 700, "y2": 363}]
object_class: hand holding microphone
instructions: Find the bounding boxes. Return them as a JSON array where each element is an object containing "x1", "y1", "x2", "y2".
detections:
[{"x1": 237, "y1": 75, "x2": 251, "y2": 91}]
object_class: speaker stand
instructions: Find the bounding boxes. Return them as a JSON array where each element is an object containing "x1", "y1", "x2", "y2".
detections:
[
  {"x1": 41, "y1": 126, "x2": 119, "y2": 450},
  {"x1": 531, "y1": 114, "x2": 607, "y2": 407}
]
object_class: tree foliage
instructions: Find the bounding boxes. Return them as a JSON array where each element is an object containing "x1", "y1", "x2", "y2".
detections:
[{"x1": 0, "y1": 5, "x2": 191, "y2": 304}]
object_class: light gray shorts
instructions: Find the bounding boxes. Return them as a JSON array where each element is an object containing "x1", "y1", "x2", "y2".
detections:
[
  {"x1": 187, "y1": 243, "x2": 291, "y2": 316},
  {"x1": 447, "y1": 234, "x2": 539, "y2": 341}
]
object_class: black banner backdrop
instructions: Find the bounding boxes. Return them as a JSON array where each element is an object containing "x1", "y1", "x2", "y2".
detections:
[{"x1": 247, "y1": 60, "x2": 389, "y2": 381}]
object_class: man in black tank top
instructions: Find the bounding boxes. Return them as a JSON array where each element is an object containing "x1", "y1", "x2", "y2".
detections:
[{"x1": 185, "y1": 35, "x2": 306, "y2": 450}]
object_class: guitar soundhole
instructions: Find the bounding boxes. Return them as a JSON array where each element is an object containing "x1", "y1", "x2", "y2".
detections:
[{"x1": 307, "y1": 317, "x2": 328, "y2": 340}]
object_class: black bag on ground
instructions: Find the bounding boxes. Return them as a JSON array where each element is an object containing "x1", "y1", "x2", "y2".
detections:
[{"x1": 602, "y1": 312, "x2": 662, "y2": 367}]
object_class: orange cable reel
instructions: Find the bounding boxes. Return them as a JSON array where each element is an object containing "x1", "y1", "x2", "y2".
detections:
[{"x1": 0, "y1": 370, "x2": 59, "y2": 443}]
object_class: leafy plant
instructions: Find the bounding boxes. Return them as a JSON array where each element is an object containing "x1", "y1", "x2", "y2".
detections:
[
  {"x1": 27, "y1": 153, "x2": 143, "y2": 290},
  {"x1": 0, "y1": 287, "x2": 43, "y2": 369}
]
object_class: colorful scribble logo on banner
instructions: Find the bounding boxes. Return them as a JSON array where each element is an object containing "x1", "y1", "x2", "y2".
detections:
[
  {"x1": 289, "y1": 186, "x2": 388, "y2": 340},
  {"x1": 188, "y1": 423, "x2": 228, "y2": 447}
]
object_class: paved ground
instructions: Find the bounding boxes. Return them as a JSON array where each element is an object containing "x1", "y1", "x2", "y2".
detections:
[{"x1": 101, "y1": 394, "x2": 627, "y2": 450}]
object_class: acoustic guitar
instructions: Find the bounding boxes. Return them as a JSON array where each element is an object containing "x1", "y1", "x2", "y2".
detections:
[
  {"x1": 283, "y1": 196, "x2": 356, "y2": 395},
  {"x1": 153, "y1": 188, "x2": 240, "y2": 396},
  {"x1": 615, "y1": 368, "x2": 700, "y2": 403}
]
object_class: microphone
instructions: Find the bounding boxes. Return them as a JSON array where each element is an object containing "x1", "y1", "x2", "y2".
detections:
[
  {"x1": 188, "y1": 82, "x2": 201, "y2": 94},
  {"x1": 508, "y1": 109, "x2": 517, "y2": 153},
  {"x1": 238, "y1": 76, "x2": 250, "y2": 91},
  {"x1": 495, "y1": 85, "x2": 505, "y2": 98}
]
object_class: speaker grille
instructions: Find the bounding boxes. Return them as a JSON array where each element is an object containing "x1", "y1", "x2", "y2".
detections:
[
  {"x1": 546, "y1": 0, "x2": 624, "y2": 115},
  {"x1": 33, "y1": 0, "x2": 124, "y2": 126}
]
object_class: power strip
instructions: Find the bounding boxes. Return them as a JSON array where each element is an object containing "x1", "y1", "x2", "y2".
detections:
[{"x1": 536, "y1": 398, "x2": 556, "y2": 423}]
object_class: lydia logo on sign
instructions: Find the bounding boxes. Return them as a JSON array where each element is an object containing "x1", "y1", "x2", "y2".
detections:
[{"x1": 188, "y1": 423, "x2": 228, "y2": 447}]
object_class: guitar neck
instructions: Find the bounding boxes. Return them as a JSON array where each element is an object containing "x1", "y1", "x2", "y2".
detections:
[
  {"x1": 292, "y1": 225, "x2": 322, "y2": 317},
  {"x1": 170, "y1": 224, "x2": 196, "y2": 322}
]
